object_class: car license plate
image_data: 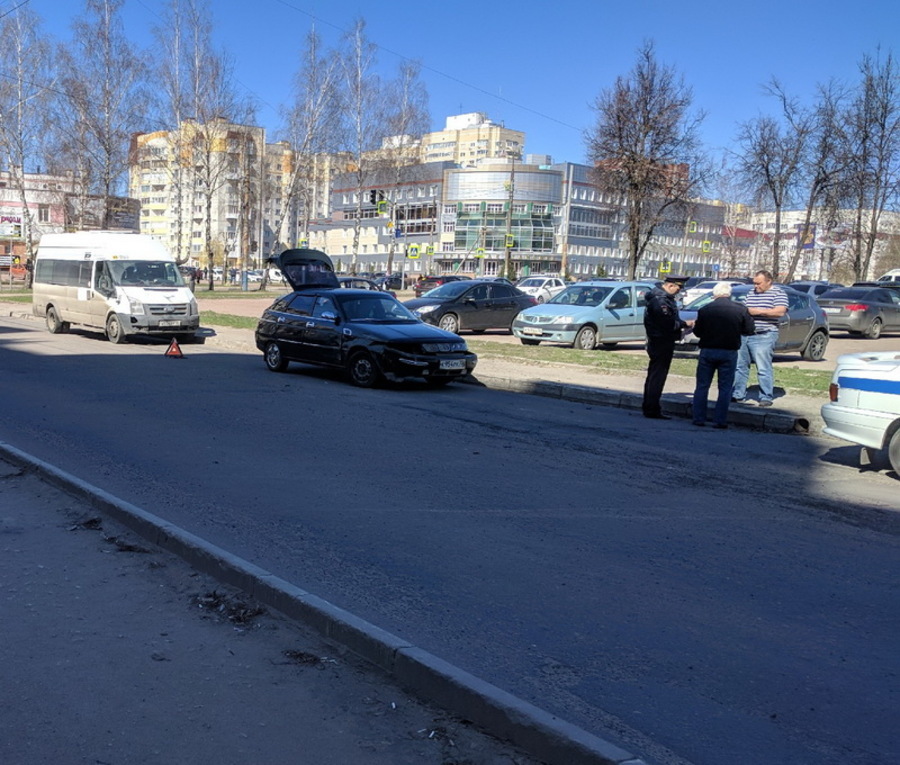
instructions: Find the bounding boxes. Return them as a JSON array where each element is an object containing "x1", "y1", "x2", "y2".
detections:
[
  {"x1": 820, "y1": 307, "x2": 840, "y2": 314},
  {"x1": 158, "y1": 320, "x2": 182, "y2": 327},
  {"x1": 522, "y1": 326, "x2": 542, "y2": 336},
  {"x1": 440, "y1": 359, "x2": 466, "y2": 370}
]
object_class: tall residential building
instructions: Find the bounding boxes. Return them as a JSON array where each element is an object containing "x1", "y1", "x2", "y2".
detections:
[
  {"x1": 129, "y1": 118, "x2": 265, "y2": 267},
  {"x1": 261, "y1": 142, "x2": 352, "y2": 256},
  {"x1": 420, "y1": 113, "x2": 524, "y2": 167}
]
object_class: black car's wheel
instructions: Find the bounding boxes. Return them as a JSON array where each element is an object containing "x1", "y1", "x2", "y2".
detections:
[
  {"x1": 106, "y1": 314, "x2": 127, "y2": 344},
  {"x1": 438, "y1": 313, "x2": 460, "y2": 334},
  {"x1": 864, "y1": 318, "x2": 883, "y2": 339},
  {"x1": 264, "y1": 341, "x2": 288, "y2": 372},
  {"x1": 347, "y1": 350, "x2": 381, "y2": 388},
  {"x1": 520, "y1": 338, "x2": 540, "y2": 346},
  {"x1": 46, "y1": 307, "x2": 69, "y2": 334},
  {"x1": 600, "y1": 342, "x2": 618, "y2": 350},
  {"x1": 573, "y1": 325, "x2": 597, "y2": 350},
  {"x1": 801, "y1": 330, "x2": 828, "y2": 361}
]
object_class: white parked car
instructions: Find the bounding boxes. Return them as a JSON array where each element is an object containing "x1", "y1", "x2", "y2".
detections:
[
  {"x1": 821, "y1": 351, "x2": 900, "y2": 474},
  {"x1": 515, "y1": 276, "x2": 567, "y2": 304}
]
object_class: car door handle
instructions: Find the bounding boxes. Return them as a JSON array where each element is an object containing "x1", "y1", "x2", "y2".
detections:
[
  {"x1": 305, "y1": 321, "x2": 315, "y2": 327},
  {"x1": 276, "y1": 316, "x2": 286, "y2": 323}
]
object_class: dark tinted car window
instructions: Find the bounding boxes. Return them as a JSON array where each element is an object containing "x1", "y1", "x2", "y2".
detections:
[
  {"x1": 469, "y1": 284, "x2": 489, "y2": 300},
  {"x1": 286, "y1": 294, "x2": 316, "y2": 316},
  {"x1": 786, "y1": 291, "x2": 808, "y2": 310},
  {"x1": 492, "y1": 284, "x2": 514, "y2": 298},
  {"x1": 425, "y1": 281, "x2": 472, "y2": 298},
  {"x1": 339, "y1": 294, "x2": 418, "y2": 322},
  {"x1": 821, "y1": 288, "x2": 870, "y2": 300},
  {"x1": 312, "y1": 295, "x2": 337, "y2": 317},
  {"x1": 609, "y1": 288, "x2": 631, "y2": 309}
]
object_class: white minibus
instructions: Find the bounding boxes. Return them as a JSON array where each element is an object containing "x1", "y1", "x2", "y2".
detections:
[{"x1": 33, "y1": 231, "x2": 201, "y2": 343}]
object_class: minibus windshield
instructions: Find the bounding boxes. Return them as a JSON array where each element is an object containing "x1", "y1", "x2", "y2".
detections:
[{"x1": 108, "y1": 260, "x2": 185, "y2": 287}]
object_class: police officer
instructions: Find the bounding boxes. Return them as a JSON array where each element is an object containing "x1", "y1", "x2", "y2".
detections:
[{"x1": 642, "y1": 276, "x2": 693, "y2": 419}]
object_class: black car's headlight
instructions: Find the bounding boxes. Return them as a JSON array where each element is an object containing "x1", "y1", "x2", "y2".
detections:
[{"x1": 422, "y1": 341, "x2": 468, "y2": 353}]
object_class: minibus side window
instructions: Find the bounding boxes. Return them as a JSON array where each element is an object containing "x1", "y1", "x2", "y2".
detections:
[{"x1": 95, "y1": 262, "x2": 114, "y2": 296}]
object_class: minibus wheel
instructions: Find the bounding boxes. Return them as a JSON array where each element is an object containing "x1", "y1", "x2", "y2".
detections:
[
  {"x1": 46, "y1": 307, "x2": 70, "y2": 334},
  {"x1": 106, "y1": 314, "x2": 127, "y2": 344}
]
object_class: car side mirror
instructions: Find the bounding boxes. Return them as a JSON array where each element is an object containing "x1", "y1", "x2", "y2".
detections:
[{"x1": 321, "y1": 311, "x2": 339, "y2": 323}]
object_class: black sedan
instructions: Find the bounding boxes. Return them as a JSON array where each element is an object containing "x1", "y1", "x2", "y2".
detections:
[
  {"x1": 256, "y1": 289, "x2": 476, "y2": 387},
  {"x1": 255, "y1": 248, "x2": 476, "y2": 387},
  {"x1": 404, "y1": 280, "x2": 536, "y2": 334}
]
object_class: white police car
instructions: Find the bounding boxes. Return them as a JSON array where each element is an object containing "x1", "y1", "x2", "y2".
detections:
[{"x1": 821, "y1": 351, "x2": 900, "y2": 473}]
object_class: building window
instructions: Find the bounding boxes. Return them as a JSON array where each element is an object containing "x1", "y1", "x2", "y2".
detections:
[{"x1": 38, "y1": 204, "x2": 50, "y2": 223}]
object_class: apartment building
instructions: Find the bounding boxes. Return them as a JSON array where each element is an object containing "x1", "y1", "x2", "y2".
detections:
[
  {"x1": 129, "y1": 119, "x2": 265, "y2": 267},
  {"x1": 420, "y1": 113, "x2": 524, "y2": 167}
]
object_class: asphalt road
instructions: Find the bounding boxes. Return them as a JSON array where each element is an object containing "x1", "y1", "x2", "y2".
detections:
[{"x1": 1, "y1": 314, "x2": 898, "y2": 765}]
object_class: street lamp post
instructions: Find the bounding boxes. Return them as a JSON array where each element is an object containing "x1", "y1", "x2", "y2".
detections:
[{"x1": 504, "y1": 156, "x2": 515, "y2": 280}]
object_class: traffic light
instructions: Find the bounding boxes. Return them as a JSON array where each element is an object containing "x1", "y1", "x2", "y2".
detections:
[{"x1": 369, "y1": 190, "x2": 377, "y2": 204}]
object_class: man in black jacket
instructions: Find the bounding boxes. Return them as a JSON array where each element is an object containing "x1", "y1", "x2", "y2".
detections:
[
  {"x1": 690, "y1": 281, "x2": 755, "y2": 428},
  {"x1": 642, "y1": 276, "x2": 692, "y2": 419}
]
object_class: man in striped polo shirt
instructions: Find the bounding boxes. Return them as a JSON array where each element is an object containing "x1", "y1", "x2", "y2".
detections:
[{"x1": 731, "y1": 270, "x2": 788, "y2": 407}]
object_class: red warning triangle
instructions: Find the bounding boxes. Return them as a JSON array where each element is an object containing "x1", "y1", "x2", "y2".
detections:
[{"x1": 165, "y1": 338, "x2": 184, "y2": 358}]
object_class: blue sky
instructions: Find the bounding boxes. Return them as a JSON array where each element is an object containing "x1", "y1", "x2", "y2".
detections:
[{"x1": 21, "y1": 0, "x2": 899, "y2": 166}]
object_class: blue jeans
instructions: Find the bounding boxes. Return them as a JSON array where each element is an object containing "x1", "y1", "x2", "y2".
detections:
[
  {"x1": 693, "y1": 348, "x2": 738, "y2": 425},
  {"x1": 732, "y1": 331, "x2": 778, "y2": 402}
]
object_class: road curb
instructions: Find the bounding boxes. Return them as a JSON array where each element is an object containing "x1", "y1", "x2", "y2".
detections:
[
  {"x1": 0, "y1": 439, "x2": 647, "y2": 765},
  {"x1": 465, "y1": 374, "x2": 811, "y2": 434}
]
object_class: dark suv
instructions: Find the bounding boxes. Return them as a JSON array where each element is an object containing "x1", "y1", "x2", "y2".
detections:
[
  {"x1": 254, "y1": 249, "x2": 477, "y2": 387},
  {"x1": 412, "y1": 274, "x2": 470, "y2": 298}
]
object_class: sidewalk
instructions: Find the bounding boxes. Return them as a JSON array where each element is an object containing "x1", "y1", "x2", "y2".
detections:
[
  {"x1": 0, "y1": 453, "x2": 548, "y2": 765},
  {"x1": 0, "y1": 444, "x2": 641, "y2": 765}
]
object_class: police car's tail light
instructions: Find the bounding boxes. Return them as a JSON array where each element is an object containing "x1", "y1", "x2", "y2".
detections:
[
  {"x1": 844, "y1": 303, "x2": 869, "y2": 311},
  {"x1": 829, "y1": 383, "x2": 839, "y2": 402}
]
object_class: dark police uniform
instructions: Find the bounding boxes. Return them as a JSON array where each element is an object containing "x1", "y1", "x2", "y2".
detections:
[{"x1": 642, "y1": 278, "x2": 689, "y2": 418}]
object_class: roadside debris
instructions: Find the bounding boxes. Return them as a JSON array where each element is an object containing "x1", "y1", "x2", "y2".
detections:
[{"x1": 192, "y1": 589, "x2": 266, "y2": 625}]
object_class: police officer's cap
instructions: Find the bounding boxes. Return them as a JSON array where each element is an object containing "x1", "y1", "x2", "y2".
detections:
[{"x1": 663, "y1": 275, "x2": 688, "y2": 286}]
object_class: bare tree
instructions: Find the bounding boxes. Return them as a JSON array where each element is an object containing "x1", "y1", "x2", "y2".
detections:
[
  {"x1": 734, "y1": 81, "x2": 813, "y2": 277},
  {"x1": 56, "y1": 0, "x2": 148, "y2": 228},
  {"x1": 585, "y1": 41, "x2": 707, "y2": 280},
  {"x1": 379, "y1": 60, "x2": 430, "y2": 277},
  {"x1": 147, "y1": 0, "x2": 193, "y2": 264},
  {"x1": 783, "y1": 81, "x2": 849, "y2": 281},
  {"x1": 844, "y1": 50, "x2": 900, "y2": 280},
  {"x1": 177, "y1": 0, "x2": 256, "y2": 290},
  {"x1": 0, "y1": 4, "x2": 53, "y2": 270},
  {"x1": 339, "y1": 18, "x2": 383, "y2": 274},
  {"x1": 276, "y1": 28, "x2": 342, "y2": 255}
]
